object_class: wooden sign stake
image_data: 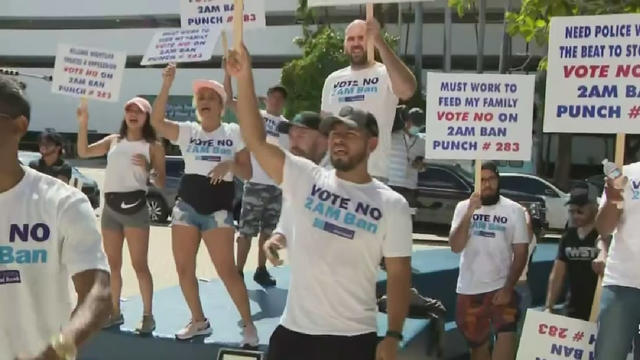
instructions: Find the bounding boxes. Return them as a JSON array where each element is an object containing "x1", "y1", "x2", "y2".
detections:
[
  {"x1": 366, "y1": 3, "x2": 374, "y2": 64},
  {"x1": 474, "y1": 159, "x2": 482, "y2": 193},
  {"x1": 233, "y1": 0, "x2": 244, "y2": 49}
]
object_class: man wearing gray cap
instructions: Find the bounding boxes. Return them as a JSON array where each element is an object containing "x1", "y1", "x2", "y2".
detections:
[{"x1": 226, "y1": 43, "x2": 412, "y2": 360}]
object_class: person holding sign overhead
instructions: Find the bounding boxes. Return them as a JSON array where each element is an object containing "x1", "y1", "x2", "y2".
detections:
[
  {"x1": 226, "y1": 42, "x2": 412, "y2": 360},
  {"x1": 76, "y1": 96, "x2": 166, "y2": 334},
  {"x1": 448, "y1": 162, "x2": 529, "y2": 360},
  {"x1": 150, "y1": 63, "x2": 258, "y2": 347},
  {"x1": 595, "y1": 165, "x2": 640, "y2": 359},
  {"x1": 321, "y1": 17, "x2": 417, "y2": 183}
]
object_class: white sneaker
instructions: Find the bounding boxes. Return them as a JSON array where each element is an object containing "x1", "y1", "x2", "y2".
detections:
[
  {"x1": 240, "y1": 324, "x2": 259, "y2": 348},
  {"x1": 175, "y1": 319, "x2": 212, "y2": 340}
]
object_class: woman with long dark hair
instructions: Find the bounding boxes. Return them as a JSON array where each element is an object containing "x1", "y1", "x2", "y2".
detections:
[
  {"x1": 76, "y1": 97, "x2": 166, "y2": 334},
  {"x1": 150, "y1": 63, "x2": 258, "y2": 347}
]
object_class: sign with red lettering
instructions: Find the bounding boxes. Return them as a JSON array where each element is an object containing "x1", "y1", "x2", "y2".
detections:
[
  {"x1": 51, "y1": 44, "x2": 126, "y2": 102},
  {"x1": 516, "y1": 310, "x2": 634, "y2": 360},
  {"x1": 424, "y1": 72, "x2": 534, "y2": 160},
  {"x1": 180, "y1": 0, "x2": 265, "y2": 30},
  {"x1": 545, "y1": 14, "x2": 640, "y2": 133},
  {"x1": 141, "y1": 28, "x2": 220, "y2": 65}
]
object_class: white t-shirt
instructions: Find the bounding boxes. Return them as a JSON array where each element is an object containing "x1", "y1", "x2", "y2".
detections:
[
  {"x1": 451, "y1": 196, "x2": 529, "y2": 295},
  {"x1": 388, "y1": 132, "x2": 425, "y2": 189},
  {"x1": 249, "y1": 110, "x2": 288, "y2": 186},
  {"x1": 599, "y1": 162, "x2": 640, "y2": 290},
  {"x1": 0, "y1": 168, "x2": 108, "y2": 360},
  {"x1": 321, "y1": 63, "x2": 399, "y2": 180},
  {"x1": 172, "y1": 121, "x2": 245, "y2": 181},
  {"x1": 278, "y1": 153, "x2": 412, "y2": 336}
]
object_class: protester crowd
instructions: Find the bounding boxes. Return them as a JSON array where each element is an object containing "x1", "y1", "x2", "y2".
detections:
[{"x1": 1, "y1": 15, "x2": 639, "y2": 360}]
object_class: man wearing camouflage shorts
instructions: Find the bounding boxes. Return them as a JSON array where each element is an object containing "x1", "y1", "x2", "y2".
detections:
[{"x1": 235, "y1": 85, "x2": 289, "y2": 286}]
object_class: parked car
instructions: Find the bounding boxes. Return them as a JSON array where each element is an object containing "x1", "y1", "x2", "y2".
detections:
[
  {"x1": 146, "y1": 156, "x2": 245, "y2": 223},
  {"x1": 499, "y1": 173, "x2": 569, "y2": 230},
  {"x1": 18, "y1": 151, "x2": 100, "y2": 209},
  {"x1": 415, "y1": 164, "x2": 548, "y2": 234}
]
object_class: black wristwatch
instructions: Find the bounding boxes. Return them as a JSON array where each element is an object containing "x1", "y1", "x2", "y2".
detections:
[{"x1": 385, "y1": 330, "x2": 403, "y2": 341}]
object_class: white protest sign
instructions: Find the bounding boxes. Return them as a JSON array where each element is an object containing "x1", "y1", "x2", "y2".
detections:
[
  {"x1": 545, "y1": 14, "x2": 640, "y2": 133},
  {"x1": 141, "y1": 28, "x2": 220, "y2": 66},
  {"x1": 308, "y1": 0, "x2": 433, "y2": 6},
  {"x1": 180, "y1": 0, "x2": 265, "y2": 30},
  {"x1": 517, "y1": 310, "x2": 634, "y2": 360},
  {"x1": 424, "y1": 72, "x2": 535, "y2": 161},
  {"x1": 51, "y1": 44, "x2": 126, "y2": 102}
]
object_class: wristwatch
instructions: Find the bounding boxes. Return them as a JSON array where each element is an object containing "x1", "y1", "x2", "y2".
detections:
[
  {"x1": 385, "y1": 330, "x2": 404, "y2": 341},
  {"x1": 51, "y1": 334, "x2": 77, "y2": 360}
]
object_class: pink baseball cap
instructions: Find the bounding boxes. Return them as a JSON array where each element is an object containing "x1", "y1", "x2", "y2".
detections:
[
  {"x1": 192, "y1": 79, "x2": 227, "y2": 104},
  {"x1": 124, "y1": 97, "x2": 152, "y2": 114}
]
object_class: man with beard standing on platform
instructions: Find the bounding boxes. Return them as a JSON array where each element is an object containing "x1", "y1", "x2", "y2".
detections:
[
  {"x1": 448, "y1": 161, "x2": 529, "y2": 360},
  {"x1": 227, "y1": 43, "x2": 412, "y2": 360},
  {"x1": 321, "y1": 17, "x2": 417, "y2": 183}
]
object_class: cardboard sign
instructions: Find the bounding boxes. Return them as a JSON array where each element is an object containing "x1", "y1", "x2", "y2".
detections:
[
  {"x1": 51, "y1": 44, "x2": 126, "y2": 102},
  {"x1": 424, "y1": 72, "x2": 535, "y2": 161},
  {"x1": 180, "y1": 0, "x2": 265, "y2": 30},
  {"x1": 308, "y1": 0, "x2": 431, "y2": 6},
  {"x1": 517, "y1": 310, "x2": 634, "y2": 360},
  {"x1": 545, "y1": 14, "x2": 640, "y2": 133},
  {"x1": 141, "y1": 28, "x2": 220, "y2": 65}
]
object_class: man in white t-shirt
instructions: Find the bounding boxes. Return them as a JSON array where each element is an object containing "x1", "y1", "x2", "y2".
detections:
[
  {"x1": 227, "y1": 43, "x2": 412, "y2": 360},
  {"x1": 448, "y1": 161, "x2": 529, "y2": 360},
  {"x1": 595, "y1": 165, "x2": 640, "y2": 359},
  {"x1": 321, "y1": 17, "x2": 417, "y2": 182},
  {"x1": 225, "y1": 76, "x2": 289, "y2": 287},
  {"x1": 389, "y1": 107, "x2": 425, "y2": 209},
  {"x1": 0, "y1": 76, "x2": 111, "y2": 360}
]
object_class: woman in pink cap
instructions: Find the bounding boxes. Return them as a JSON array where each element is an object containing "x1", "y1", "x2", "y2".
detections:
[
  {"x1": 76, "y1": 96, "x2": 166, "y2": 334},
  {"x1": 150, "y1": 63, "x2": 258, "y2": 347}
]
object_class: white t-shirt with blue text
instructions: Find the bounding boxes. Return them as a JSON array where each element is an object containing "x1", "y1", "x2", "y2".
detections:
[
  {"x1": 321, "y1": 63, "x2": 399, "y2": 179},
  {"x1": 172, "y1": 121, "x2": 245, "y2": 181},
  {"x1": 278, "y1": 153, "x2": 412, "y2": 336},
  {"x1": 451, "y1": 196, "x2": 529, "y2": 295},
  {"x1": 0, "y1": 168, "x2": 108, "y2": 360}
]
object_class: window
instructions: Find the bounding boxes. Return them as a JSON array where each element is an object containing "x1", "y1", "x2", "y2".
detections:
[
  {"x1": 420, "y1": 168, "x2": 468, "y2": 191},
  {"x1": 501, "y1": 176, "x2": 556, "y2": 197}
]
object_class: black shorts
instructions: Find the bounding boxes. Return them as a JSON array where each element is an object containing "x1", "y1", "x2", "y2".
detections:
[{"x1": 267, "y1": 325, "x2": 378, "y2": 360}]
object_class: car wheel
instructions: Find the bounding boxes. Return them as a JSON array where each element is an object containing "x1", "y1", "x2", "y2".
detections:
[{"x1": 147, "y1": 194, "x2": 169, "y2": 223}]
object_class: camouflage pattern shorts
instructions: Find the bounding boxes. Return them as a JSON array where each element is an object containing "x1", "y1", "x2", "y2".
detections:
[{"x1": 239, "y1": 182, "x2": 283, "y2": 237}]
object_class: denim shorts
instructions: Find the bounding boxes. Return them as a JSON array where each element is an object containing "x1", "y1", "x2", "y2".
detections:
[{"x1": 171, "y1": 200, "x2": 234, "y2": 232}]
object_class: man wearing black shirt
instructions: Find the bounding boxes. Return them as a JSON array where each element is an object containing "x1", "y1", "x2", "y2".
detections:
[
  {"x1": 29, "y1": 131, "x2": 72, "y2": 183},
  {"x1": 544, "y1": 188, "x2": 607, "y2": 321}
]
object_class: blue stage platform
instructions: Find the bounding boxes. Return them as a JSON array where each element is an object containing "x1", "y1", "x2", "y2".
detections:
[{"x1": 80, "y1": 244, "x2": 558, "y2": 360}]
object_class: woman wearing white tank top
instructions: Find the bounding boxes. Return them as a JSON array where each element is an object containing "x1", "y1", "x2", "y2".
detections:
[{"x1": 76, "y1": 97, "x2": 166, "y2": 334}]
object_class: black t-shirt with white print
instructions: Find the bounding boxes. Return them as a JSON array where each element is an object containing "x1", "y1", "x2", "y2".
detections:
[{"x1": 556, "y1": 227, "x2": 600, "y2": 321}]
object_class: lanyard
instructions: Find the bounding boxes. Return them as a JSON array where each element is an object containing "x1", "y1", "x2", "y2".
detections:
[{"x1": 402, "y1": 133, "x2": 418, "y2": 164}]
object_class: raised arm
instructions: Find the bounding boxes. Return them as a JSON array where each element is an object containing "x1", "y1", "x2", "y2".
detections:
[
  {"x1": 226, "y1": 43, "x2": 285, "y2": 184},
  {"x1": 448, "y1": 194, "x2": 481, "y2": 253},
  {"x1": 150, "y1": 64, "x2": 180, "y2": 142},
  {"x1": 76, "y1": 101, "x2": 115, "y2": 158},
  {"x1": 368, "y1": 18, "x2": 416, "y2": 101}
]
